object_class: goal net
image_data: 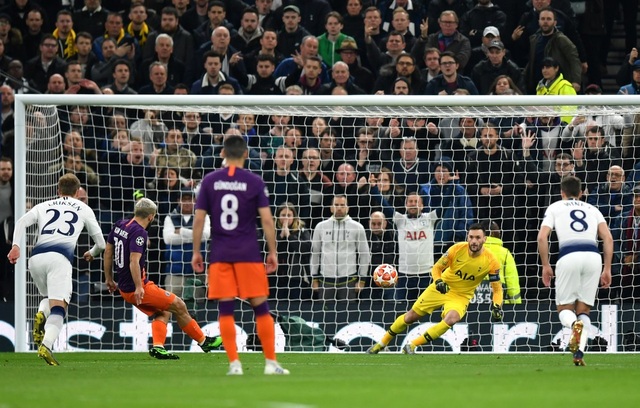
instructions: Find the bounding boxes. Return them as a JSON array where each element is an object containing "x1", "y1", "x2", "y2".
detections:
[{"x1": 12, "y1": 94, "x2": 640, "y2": 353}]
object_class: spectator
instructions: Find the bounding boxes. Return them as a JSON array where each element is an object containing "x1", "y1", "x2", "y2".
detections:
[
  {"x1": 143, "y1": 7, "x2": 194, "y2": 72},
  {"x1": 191, "y1": 26, "x2": 247, "y2": 83},
  {"x1": 424, "y1": 51, "x2": 478, "y2": 95},
  {"x1": 192, "y1": 1, "x2": 236, "y2": 50},
  {"x1": 618, "y1": 59, "x2": 640, "y2": 95},
  {"x1": 353, "y1": 126, "x2": 384, "y2": 177},
  {"x1": 46, "y1": 73, "x2": 66, "y2": 94},
  {"x1": 318, "y1": 11, "x2": 355, "y2": 67},
  {"x1": 336, "y1": 38, "x2": 375, "y2": 93},
  {"x1": 471, "y1": 40, "x2": 524, "y2": 95},
  {"x1": 511, "y1": 0, "x2": 586, "y2": 75},
  {"x1": 179, "y1": 0, "x2": 209, "y2": 34},
  {"x1": 381, "y1": 1, "x2": 425, "y2": 37},
  {"x1": 3, "y1": 59, "x2": 33, "y2": 95},
  {"x1": 523, "y1": 7, "x2": 581, "y2": 94},
  {"x1": 107, "y1": 59, "x2": 137, "y2": 95},
  {"x1": 366, "y1": 210, "x2": 398, "y2": 300},
  {"x1": 419, "y1": 47, "x2": 441, "y2": 83},
  {"x1": 420, "y1": 161, "x2": 474, "y2": 253},
  {"x1": 365, "y1": 29, "x2": 406, "y2": 76},
  {"x1": 242, "y1": 29, "x2": 284, "y2": 76},
  {"x1": 587, "y1": 165, "x2": 633, "y2": 224},
  {"x1": 412, "y1": 10, "x2": 471, "y2": 71},
  {"x1": 255, "y1": 0, "x2": 277, "y2": 31},
  {"x1": 382, "y1": 7, "x2": 417, "y2": 53},
  {"x1": 390, "y1": 137, "x2": 431, "y2": 195},
  {"x1": 0, "y1": 84, "x2": 14, "y2": 133},
  {"x1": 276, "y1": 1, "x2": 332, "y2": 37},
  {"x1": 53, "y1": 10, "x2": 76, "y2": 61},
  {"x1": 426, "y1": 0, "x2": 473, "y2": 35},
  {"x1": 276, "y1": 4, "x2": 310, "y2": 57},
  {"x1": 327, "y1": 162, "x2": 378, "y2": 227},
  {"x1": 0, "y1": 38, "x2": 12, "y2": 73},
  {"x1": 190, "y1": 51, "x2": 242, "y2": 95},
  {"x1": 22, "y1": 8, "x2": 44, "y2": 62},
  {"x1": 262, "y1": 145, "x2": 311, "y2": 224},
  {"x1": 126, "y1": 2, "x2": 152, "y2": 49},
  {"x1": 273, "y1": 202, "x2": 312, "y2": 300},
  {"x1": 0, "y1": 12, "x2": 24, "y2": 62},
  {"x1": 0, "y1": 156, "x2": 14, "y2": 302},
  {"x1": 138, "y1": 62, "x2": 175, "y2": 95},
  {"x1": 283, "y1": 55, "x2": 324, "y2": 95},
  {"x1": 341, "y1": 0, "x2": 365, "y2": 43},
  {"x1": 370, "y1": 179, "x2": 438, "y2": 301},
  {"x1": 73, "y1": 0, "x2": 108, "y2": 40},
  {"x1": 236, "y1": 54, "x2": 286, "y2": 95},
  {"x1": 488, "y1": 74, "x2": 523, "y2": 95},
  {"x1": 181, "y1": 111, "x2": 212, "y2": 158},
  {"x1": 573, "y1": 125, "x2": 617, "y2": 195},
  {"x1": 151, "y1": 128, "x2": 197, "y2": 179},
  {"x1": 230, "y1": 7, "x2": 263, "y2": 54},
  {"x1": 465, "y1": 123, "x2": 524, "y2": 246},
  {"x1": 92, "y1": 12, "x2": 138, "y2": 63},
  {"x1": 146, "y1": 166, "x2": 184, "y2": 218},
  {"x1": 130, "y1": 109, "x2": 168, "y2": 158},
  {"x1": 563, "y1": 90, "x2": 627, "y2": 160},
  {"x1": 374, "y1": 53, "x2": 424, "y2": 95},
  {"x1": 71, "y1": 32, "x2": 99, "y2": 80},
  {"x1": 459, "y1": 0, "x2": 507, "y2": 48},
  {"x1": 140, "y1": 33, "x2": 186, "y2": 88},
  {"x1": 437, "y1": 116, "x2": 481, "y2": 173},
  {"x1": 24, "y1": 35, "x2": 67, "y2": 93},
  {"x1": 612, "y1": 185, "x2": 640, "y2": 299},
  {"x1": 310, "y1": 194, "x2": 370, "y2": 301},
  {"x1": 274, "y1": 35, "x2": 330, "y2": 84},
  {"x1": 373, "y1": 167, "x2": 405, "y2": 212},
  {"x1": 299, "y1": 147, "x2": 332, "y2": 228},
  {"x1": 464, "y1": 25, "x2": 502, "y2": 76},
  {"x1": 162, "y1": 188, "x2": 210, "y2": 300}
]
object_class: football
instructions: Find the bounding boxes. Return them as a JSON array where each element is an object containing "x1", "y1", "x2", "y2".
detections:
[{"x1": 373, "y1": 264, "x2": 398, "y2": 288}]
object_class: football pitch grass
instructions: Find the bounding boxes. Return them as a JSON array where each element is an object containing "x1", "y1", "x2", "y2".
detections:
[{"x1": 1, "y1": 352, "x2": 639, "y2": 408}]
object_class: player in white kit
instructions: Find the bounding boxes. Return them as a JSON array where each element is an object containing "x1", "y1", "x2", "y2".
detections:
[
  {"x1": 537, "y1": 175, "x2": 612, "y2": 366},
  {"x1": 8, "y1": 174, "x2": 105, "y2": 365}
]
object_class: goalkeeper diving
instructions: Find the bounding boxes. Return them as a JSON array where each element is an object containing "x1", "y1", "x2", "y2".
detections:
[{"x1": 367, "y1": 223, "x2": 503, "y2": 354}]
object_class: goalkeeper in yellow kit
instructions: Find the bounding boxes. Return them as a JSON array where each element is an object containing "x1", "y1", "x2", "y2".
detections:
[{"x1": 367, "y1": 223, "x2": 504, "y2": 354}]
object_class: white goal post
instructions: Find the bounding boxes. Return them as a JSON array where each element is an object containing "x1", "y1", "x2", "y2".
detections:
[{"x1": 12, "y1": 94, "x2": 640, "y2": 353}]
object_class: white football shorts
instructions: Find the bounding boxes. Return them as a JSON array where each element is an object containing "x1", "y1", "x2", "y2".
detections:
[
  {"x1": 29, "y1": 252, "x2": 73, "y2": 304},
  {"x1": 555, "y1": 251, "x2": 602, "y2": 306}
]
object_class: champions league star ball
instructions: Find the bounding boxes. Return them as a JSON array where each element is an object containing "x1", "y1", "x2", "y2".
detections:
[{"x1": 373, "y1": 264, "x2": 398, "y2": 288}]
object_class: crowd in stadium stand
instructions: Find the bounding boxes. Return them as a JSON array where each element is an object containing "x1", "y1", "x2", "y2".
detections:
[{"x1": 2, "y1": 0, "x2": 640, "y2": 305}]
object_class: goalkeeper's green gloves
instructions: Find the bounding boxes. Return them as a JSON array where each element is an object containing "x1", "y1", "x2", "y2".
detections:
[
  {"x1": 491, "y1": 303, "x2": 504, "y2": 321},
  {"x1": 435, "y1": 279, "x2": 449, "y2": 294}
]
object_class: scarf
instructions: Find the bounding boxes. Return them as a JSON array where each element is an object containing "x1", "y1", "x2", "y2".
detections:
[
  {"x1": 105, "y1": 28, "x2": 126, "y2": 44},
  {"x1": 127, "y1": 22, "x2": 149, "y2": 46},
  {"x1": 53, "y1": 28, "x2": 77, "y2": 59}
]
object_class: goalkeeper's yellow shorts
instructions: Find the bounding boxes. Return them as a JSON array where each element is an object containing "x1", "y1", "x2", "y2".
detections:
[{"x1": 411, "y1": 284, "x2": 470, "y2": 320}]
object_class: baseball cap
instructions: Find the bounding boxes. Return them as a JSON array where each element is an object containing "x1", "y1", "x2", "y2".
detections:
[
  {"x1": 483, "y1": 26, "x2": 499, "y2": 37},
  {"x1": 633, "y1": 185, "x2": 640, "y2": 195},
  {"x1": 487, "y1": 40, "x2": 504, "y2": 50},
  {"x1": 337, "y1": 38, "x2": 359, "y2": 53},
  {"x1": 584, "y1": 84, "x2": 602, "y2": 94},
  {"x1": 0, "y1": 13, "x2": 12, "y2": 24},
  {"x1": 632, "y1": 60, "x2": 640, "y2": 71},
  {"x1": 541, "y1": 56, "x2": 559, "y2": 67},
  {"x1": 283, "y1": 5, "x2": 300, "y2": 15}
]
